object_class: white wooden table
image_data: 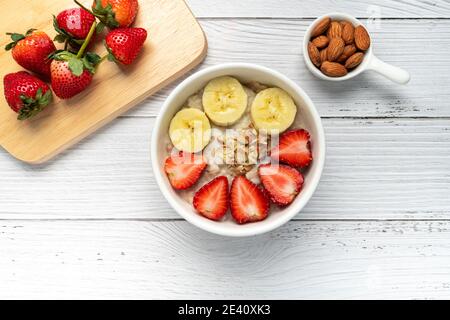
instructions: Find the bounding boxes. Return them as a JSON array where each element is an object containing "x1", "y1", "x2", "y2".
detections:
[{"x1": 1, "y1": 0, "x2": 450, "y2": 299}]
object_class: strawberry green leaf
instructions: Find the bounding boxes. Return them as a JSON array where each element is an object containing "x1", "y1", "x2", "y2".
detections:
[
  {"x1": 9, "y1": 33, "x2": 25, "y2": 42},
  {"x1": 17, "y1": 88, "x2": 53, "y2": 121},
  {"x1": 20, "y1": 95, "x2": 34, "y2": 106},
  {"x1": 96, "y1": 22, "x2": 106, "y2": 34},
  {"x1": 85, "y1": 52, "x2": 102, "y2": 65},
  {"x1": 82, "y1": 52, "x2": 102, "y2": 74},
  {"x1": 5, "y1": 29, "x2": 36, "y2": 51},
  {"x1": 48, "y1": 49, "x2": 66, "y2": 60},
  {"x1": 35, "y1": 88, "x2": 43, "y2": 101},
  {"x1": 107, "y1": 53, "x2": 116, "y2": 62},
  {"x1": 73, "y1": 39, "x2": 85, "y2": 46},
  {"x1": 25, "y1": 29, "x2": 36, "y2": 36},
  {"x1": 105, "y1": 44, "x2": 118, "y2": 63},
  {"x1": 5, "y1": 42, "x2": 15, "y2": 51},
  {"x1": 41, "y1": 90, "x2": 53, "y2": 106},
  {"x1": 17, "y1": 109, "x2": 33, "y2": 121},
  {"x1": 53, "y1": 15, "x2": 70, "y2": 42},
  {"x1": 82, "y1": 61, "x2": 95, "y2": 74},
  {"x1": 5, "y1": 32, "x2": 25, "y2": 50},
  {"x1": 54, "y1": 34, "x2": 67, "y2": 43},
  {"x1": 92, "y1": 0, "x2": 120, "y2": 29},
  {"x1": 68, "y1": 58, "x2": 84, "y2": 77}
]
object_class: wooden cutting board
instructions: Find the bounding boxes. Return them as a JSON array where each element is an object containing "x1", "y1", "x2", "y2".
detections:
[{"x1": 0, "y1": 0, "x2": 207, "y2": 164}]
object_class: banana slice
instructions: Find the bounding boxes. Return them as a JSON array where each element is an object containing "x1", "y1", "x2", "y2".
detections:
[
  {"x1": 169, "y1": 108, "x2": 211, "y2": 153},
  {"x1": 202, "y1": 76, "x2": 248, "y2": 126},
  {"x1": 251, "y1": 88, "x2": 297, "y2": 133}
]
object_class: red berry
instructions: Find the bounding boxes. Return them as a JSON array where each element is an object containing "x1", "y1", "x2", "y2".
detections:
[
  {"x1": 193, "y1": 176, "x2": 229, "y2": 221},
  {"x1": 271, "y1": 129, "x2": 313, "y2": 168},
  {"x1": 50, "y1": 60, "x2": 93, "y2": 100},
  {"x1": 258, "y1": 164, "x2": 304, "y2": 206},
  {"x1": 55, "y1": 8, "x2": 96, "y2": 41},
  {"x1": 3, "y1": 71, "x2": 53, "y2": 120},
  {"x1": 230, "y1": 176, "x2": 269, "y2": 224},
  {"x1": 164, "y1": 152, "x2": 207, "y2": 190},
  {"x1": 105, "y1": 27, "x2": 147, "y2": 65},
  {"x1": 5, "y1": 30, "x2": 56, "y2": 78},
  {"x1": 49, "y1": 47, "x2": 101, "y2": 100},
  {"x1": 92, "y1": 0, "x2": 139, "y2": 28}
]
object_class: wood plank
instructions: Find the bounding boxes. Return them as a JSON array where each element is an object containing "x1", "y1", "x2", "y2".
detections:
[
  {"x1": 0, "y1": 220, "x2": 449, "y2": 299},
  {"x1": 123, "y1": 19, "x2": 450, "y2": 118},
  {"x1": 187, "y1": 0, "x2": 450, "y2": 18},
  {"x1": 1, "y1": 117, "x2": 448, "y2": 220},
  {"x1": 0, "y1": 0, "x2": 206, "y2": 164}
]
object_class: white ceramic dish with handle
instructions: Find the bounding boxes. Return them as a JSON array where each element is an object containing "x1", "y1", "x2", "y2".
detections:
[
  {"x1": 151, "y1": 63, "x2": 326, "y2": 237},
  {"x1": 303, "y1": 12, "x2": 411, "y2": 84}
]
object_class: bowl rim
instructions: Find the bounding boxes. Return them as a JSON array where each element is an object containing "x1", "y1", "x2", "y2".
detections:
[
  {"x1": 303, "y1": 12, "x2": 374, "y2": 81},
  {"x1": 151, "y1": 63, "x2": 326, "y2": 237}
]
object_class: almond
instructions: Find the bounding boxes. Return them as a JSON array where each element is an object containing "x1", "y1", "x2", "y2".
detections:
[
  {"x1": 341, "y1": 21, "x2": 355, "y2": 44},
  {"x1": 320, "y1": 48, "x2": 328, "y2": 63},
  {"x1": 312, "y1": 35, "x2": 329, "y2": 49},
  {"x1": 354, "y1": 25, "x2": 371, "y2": 51},
  {"x1": 339, "y1": 20, "x2": 351, "y2": 28},
  {"x1": 311, "y1": 17, "x2": 331, "y2": 37},
  {"x1": 327, "y1": 37, "x2": 345, "y2": 62},
  {"x1": 337, "y1": 44, "x2": 357, "y2": 63},
  {"x1": 308, "y1": 42, "x2": 321, "y2": 67},
  {"x1": 345, "y1": 52, "x2": 364, "y2": 69},
  {"x1": 327, "y1": 21, "x2": 342, "y2": 39},
  {"x1": 321, "y1": 61, "x2": 348, "y2": 77}
]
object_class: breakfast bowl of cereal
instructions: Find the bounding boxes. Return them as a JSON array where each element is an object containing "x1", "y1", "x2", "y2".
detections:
[{"x1": 151, "y1": 63, "x2": 325, "y2": 237}]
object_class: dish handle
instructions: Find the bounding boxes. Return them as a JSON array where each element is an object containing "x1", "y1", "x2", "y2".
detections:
[{"x1": 367, "y1": 55, "x2": 411, "y2": 85}]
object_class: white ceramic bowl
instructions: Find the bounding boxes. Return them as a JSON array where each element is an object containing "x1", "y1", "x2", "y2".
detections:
[
  {"x1": 151, "y1": 63, "x2": 325, "y2": 237},
  {"x1": 303, "y1": 12, "x2": 410, "y2": 84}
]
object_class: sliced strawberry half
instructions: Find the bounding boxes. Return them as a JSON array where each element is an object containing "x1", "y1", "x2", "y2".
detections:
[
  {"x1": 164, "y1": 152, "x2": 207, "y2": 190},
  {"x1": 193, "y1": 176, "x2": 229, "y2": 221},
  {"x1": 230, "y1": 176, "x2": 270, "y2": 224},
  {"x1": 271, "y1": 129, "x2": 313, "y2": 168},
  {"x1": 258, "y1": 164, "x2": 304, "y2": 206}
]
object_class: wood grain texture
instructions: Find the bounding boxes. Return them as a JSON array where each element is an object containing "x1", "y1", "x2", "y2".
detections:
[
  {"x1": 187, "y1": 0, "x2": 450, "y2": 18},
  {"x1": 0, "y1": 0, "x2": 207, "y2": 164},
  {"x1": 0, "y1": 117, "x2": 448, "y2": 220},
  {"x1": 1, "y1": 220, "x2": 450, "y2": 299},
  {"x1": 120, "y1": 19, "x2": 450, "y2": 118}
]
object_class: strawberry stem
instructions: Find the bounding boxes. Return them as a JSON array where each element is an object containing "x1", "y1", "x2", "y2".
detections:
[
  {"x1": 76, "y1": 21, "x2": 97, "y2": 59},
  {"x1": 74, "y1": 0, "x2": 95, "y2": 16},
  {"x1": 74, "y1": 0, "x2": 105, "y2": 20}
]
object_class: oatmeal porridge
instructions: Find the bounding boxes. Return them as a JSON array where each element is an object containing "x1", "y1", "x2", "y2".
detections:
[{"x1": 163, "y1": 76, "x2": 312, "y2": 224}]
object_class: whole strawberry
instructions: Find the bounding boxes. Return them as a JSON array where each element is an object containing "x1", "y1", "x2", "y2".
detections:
[
  {"x1": 49, "y1": 22, "x2": 101, "y2": 100},
  {"x1": 92, "y1": 0, "x2": 139, "y2": 28},
  {"x1": 3, "y1": 71, "x2": 53, "y2": 120},
  {"x1": 105, "y1": 28, "x2": 147, "y2": 65},
  {"x1": 50, "y1": 51, "x2": 101, "y2": 99},
  {"x1": 5, "y1": 30, "x2": 56, "y2": 78},
  {"x1": 54, "y1": 8, "x2": 96, "y2": 47}
]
